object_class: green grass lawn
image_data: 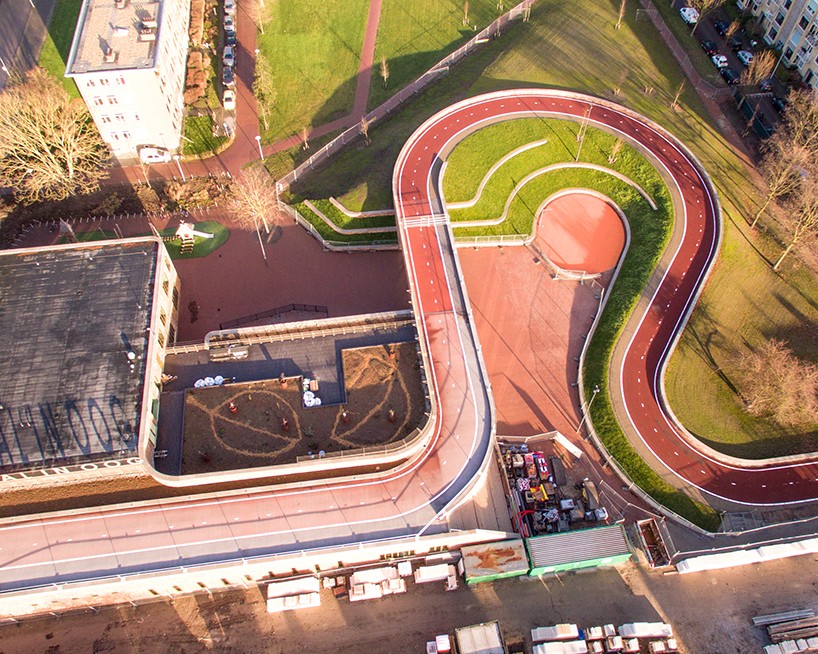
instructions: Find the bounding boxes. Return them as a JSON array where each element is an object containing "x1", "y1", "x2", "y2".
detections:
[
  {"x1": 182, "y1": 115, "x2": 229, "y2": 156},
  {"x1": 286, "y1": 0, "x2": 818, "y2": 524},
  {"x1": 159, "y1": 221, "x2": 230, "y2": 259},
  {"x1": 257, "y1": 0, "x2": 370, "y2": 142},
  {"x1": 294, "y1": 201, "x2": 397, "y2": 244},
  {"x1": 38, "y1": 0, "x2": 82, "y2": 96},
  {"x1": 369, "y1": 0, "x2": 502, "y2": 110},
  {"x1": 443, "y1": 118, "x2": 665, "y2": 227}
]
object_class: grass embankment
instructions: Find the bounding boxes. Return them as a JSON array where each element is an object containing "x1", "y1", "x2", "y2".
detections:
[
  {"x1": 294, "y1": 199, "x2": 397, "y2": 244},
  {"x1": 256, "y1": 0, "x2": 369, "y2": 143},
  {"x1": 443, "y1": 118, "x2": 664, "y2": 234},
  {"x1": 369, "y1": 0, "x2": 502, "y2": 110},
  {"x1": 443, "y1": 118, "x2": 720, "y2": 530},
  {"x1": 38, "y1": 0, "x2": 82, "y2": 96},
  {"x1": 288, "y1": 0, "x2": 818, "y2": 523}
]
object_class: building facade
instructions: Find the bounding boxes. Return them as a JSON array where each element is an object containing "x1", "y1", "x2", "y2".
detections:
[
  {"x1": 739, "y1": 0, "x2": 818, "y2": 88},
  {"x1": 65, "y1": 0, "x2": 189, "y2": 162}
]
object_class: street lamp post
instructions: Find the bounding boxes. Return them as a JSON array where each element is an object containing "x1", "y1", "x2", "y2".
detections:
[
  {"x1": 255, "y1": 135, "x2": 263, "y2": 160},
  {"x1": 173, "y1": 154, "x2": 185, "y2": 182},
  {"x1": 576, "y1": 384, "x2": 600, "y2": 434}
]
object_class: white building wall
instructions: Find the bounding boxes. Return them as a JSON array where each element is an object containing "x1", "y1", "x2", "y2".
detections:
[{"x1": 66, "y1": 0, "x2": 190, "y2": 161}]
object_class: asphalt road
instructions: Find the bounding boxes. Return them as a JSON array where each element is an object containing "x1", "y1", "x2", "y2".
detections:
[{"x1": 0, "y1": 0, "x2": 55, "y2": 88}]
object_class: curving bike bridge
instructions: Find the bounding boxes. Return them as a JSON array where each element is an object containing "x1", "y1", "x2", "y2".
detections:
[{"x1": 0, "y1": 89, "x2": 816, "y2": 596}]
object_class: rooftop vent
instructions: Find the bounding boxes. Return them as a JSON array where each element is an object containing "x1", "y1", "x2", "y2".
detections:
[
  {"x1": 115, "y1": 0, "x2": 127, "y2": 8},
  {"x1": 104, "y1": 46, "x2": 118, "y2": 63},
  {"x1": 142, "y1": 15, "x2": 157, "y2": 28},
  {"x1": 138, "y1": 26, "x2": 156, "y2": 41},
  {"x1": 113, "y1": 25, "x2": 128, "y2": 37}
]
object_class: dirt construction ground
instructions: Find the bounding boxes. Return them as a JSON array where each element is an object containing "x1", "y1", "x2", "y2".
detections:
[
  {"x1": 182, "y1": 343, "x2": 426, "y2": 472},
  {"x1": 1, "y1": 556, "x2": 816, "y2": 653}
]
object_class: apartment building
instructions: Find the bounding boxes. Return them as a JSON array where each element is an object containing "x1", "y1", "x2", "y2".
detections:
[
  {"x1": 65, "y1": 0, "x2": 190, "y2": 162},
  {"x1": 739, "y1": 0, "x2": 818, "y2": 88}
]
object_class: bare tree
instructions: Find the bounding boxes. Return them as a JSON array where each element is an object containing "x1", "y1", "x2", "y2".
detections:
[
  {"x1": 780, "y1": 88, "x2": 818, "y2": 152},
  {"x1": 725, "y1": 19, "x2": 740, "y2": 41},
  {"x1": 248, "y1": 0, "x2": 271, "y2": 34},
  {"x1": 0, "y1": 68, "x2": 108, "y2": 203},
  {"x1": 689, "y1": 0, "x2": 725, "y2": 36},
  {"x1": 740, "y1": 49, "x2": 775, "y2": 87},
  {"x1": 671, "y1": 81, "x2": 685, "y2": 111},
  {"x1": 228, "y1": 165, "x2": 285, "y2": 260},
  {"x1": 379, "y1": 56, "x2": 390, "y2": 88},
  {"x1": 733, "y1": 338, "x2": 818, "y2": 426},
  {"x1": 751, "y1": 135, "x2": 808, "y2": 227},
  {"x1": 613, "y1": 69, "x2": 627, "y2": 96},
  {"x1": 752, "y1": 89, "x2": 818, "y2": 227},
  {"x1": 773, "y1": 167, "x2": 818, "y2": 270},
  {"x1": 253, "y1": 55, "x2": 276, "y2": 132},
  {"x1": 616, "y1": 0, "x2": 626, "y2": 30},
  {"x1": 607, "y1": 139, "x2": 623, "y2": 165},
  {"x1": 359, "y1": 116, "x2": 372, "y2": 145}
]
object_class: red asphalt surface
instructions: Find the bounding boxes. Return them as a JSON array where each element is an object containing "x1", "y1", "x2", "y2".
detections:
[
  {"x1": 535, "y1": 193, "x2": 625, "y2": 274},
  {"x1": 1, "y1": 90, "x2": 816, "y2": 594},
  {"x1": 392, "y1": 90, "x2": 818, "y2": 506}
]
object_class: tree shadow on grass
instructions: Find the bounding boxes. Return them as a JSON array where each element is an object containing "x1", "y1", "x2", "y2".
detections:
[{"x1": 285, "y1": 31, "x2": 538, "y2": 210}]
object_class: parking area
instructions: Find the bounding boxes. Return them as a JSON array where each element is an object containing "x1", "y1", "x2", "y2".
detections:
[{"x1": 676, "y1": 2, "x2": 798, "y2": 140}]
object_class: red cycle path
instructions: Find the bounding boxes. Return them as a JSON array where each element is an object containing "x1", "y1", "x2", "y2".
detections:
[
  {"x1": 392, "y1": 90, "x2": 818, "y2": 506},
  {"x1": 0, "y1": 90, "x2": 815, "y2": 596}
]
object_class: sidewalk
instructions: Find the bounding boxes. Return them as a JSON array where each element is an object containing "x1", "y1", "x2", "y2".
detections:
[{"x1": 638, "y1": 0, "x2": 753, "y2": 162}]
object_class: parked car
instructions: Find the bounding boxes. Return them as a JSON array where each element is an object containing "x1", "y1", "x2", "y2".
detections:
[
  {"x1": 222, "y1": 65, "x2": 235, "y2": 87},
  {"x1": 710, "y1": 54, "x2": 729, "y2": 69},
  {"x1": 224, "y1": 0, "x2": 236, "y2": 14},
  {"x1": 759, "y1": 77, "x2": 774, "y2": 91},
  {"x1": 223, "y1": 89, "x2": 236, "y2": 111},
  {"x1": 225, "y1": 29, "x2": 237, "y2": 46},
  {"x1": 224, "y1": 14, "x2": 234, "y2": 31},
  {"x1": 713, "y1": 20, "x2": 729, "y2": 35},
  {"x1": 138, "y1": 147, "x2": 171, "y2": 164},
  {"x1": 737, "y1": 50, "x2": 754, "y2": 67},
  {"x1": 700, "y1": 40, "x2": 718, "y2": 56},
  {"x1": 223, "y1": 45, "x2": 234, "y2": 67},
  {"x1": 771, "y1": 95, "x2": 787, "y2": 113},
  {"x1": 679, "y1": 7, "x2": 699, "y2": 25},
  {"x1": 720, "y1": 67, "x2": 740, "y2": 85},
  {"x1": 728, "y1": 36, "x2": 743, "y2": 51}
]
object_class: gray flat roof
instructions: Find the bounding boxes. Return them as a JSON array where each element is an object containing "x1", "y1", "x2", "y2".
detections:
[
  {"x1": 0, "y1": 240, "x2": 158, "y2": 470},
  {"x1": 67, "y1": 0, "x2": 161, "y2": 74}
]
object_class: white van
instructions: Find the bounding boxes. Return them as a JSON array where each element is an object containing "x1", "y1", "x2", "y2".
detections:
[{"x1": 679, "y1": 7, "x2": 699, "y2": 24}]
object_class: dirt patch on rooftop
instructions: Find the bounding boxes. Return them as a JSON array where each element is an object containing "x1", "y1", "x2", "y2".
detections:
[{"x1": 181, "y1": 342, "x2": 427, "y2": 474}]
